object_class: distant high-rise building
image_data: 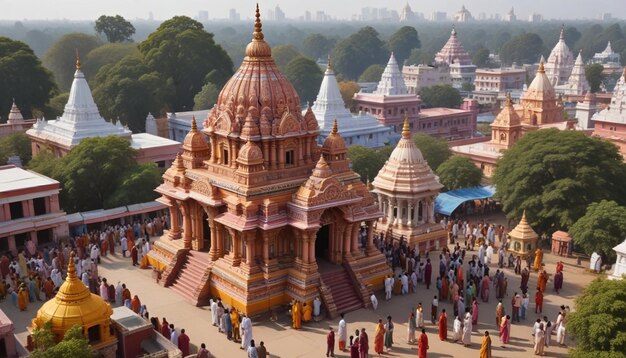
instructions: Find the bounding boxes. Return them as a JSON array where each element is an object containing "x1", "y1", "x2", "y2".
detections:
[
  {"x1": 478, "y1": 12, "x2": 487, "y2": 21},
  {"x1": 505, "y1": 7, "x2": 516, "y2": 22},
  {"x1": 529, "y1": 13, "x2": 542, "y2": 22},
  {"x1": 229, "y1": 8, "x2": 240, "y2": 21},
  {"x1": 431, "y1": 11, "x2": 447, "y2": 21},
  {"x1": 399, "y1": 2, "x2": 415, "y2": 22},
  {"x1": 453, "y1": 5, "x2": 473, "y2": 22},
  {"x1": 148, "y1": 11, "x2": 154, "y2": 21},
  {"x1": 600, "y1": 13, "x2": 612, "y2": 21},
  {"x1": 198, "y1": 10, "x2": 208, "y2": 22},
  {"x1": 304, "y1": 10, "x2": 311, "y2": 21},
  {"x1": 274, "y1": 5, "x2": 285, "y2": 21},
  {"x1": 316, "y1": 11, "x2": 328, "y2": 22}
]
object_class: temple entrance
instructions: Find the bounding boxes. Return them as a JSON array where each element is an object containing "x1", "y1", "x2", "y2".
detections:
[
  {"x1": 201, "y1": 212, "x2": 211, "y2": 252},
  {"x1": 315, "y1": 224, "x2": 330, "y2": 261}
]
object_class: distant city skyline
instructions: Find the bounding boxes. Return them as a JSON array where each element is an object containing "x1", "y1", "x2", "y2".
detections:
[{"x1": 0, "y1": 0, "x2": 624, "y2": 21}]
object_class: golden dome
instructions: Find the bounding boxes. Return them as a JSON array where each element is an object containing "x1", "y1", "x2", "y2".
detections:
[
  {"x1": 523, "y1": 61, "x2": 556, "y2": 101},
  {"x1": 32, "y1": 252, "x2": 113, "y2": 341},
  {"x1": 207, "y1": 4, "x2": 303, "y2": 137},
  {"x1": 492, "y1": 94, "x2": 521, "y2": 127},
  {"x1": 508, "y1": 210, "x2": 538, "y2": 241},
  {"x1": 236, "y1": 141, "x2": 264, "y2": 166},
  {"x1": 183, "y1": 116, "x2": 209, "y2": 151},
  {"x1": 322, "y1": 119, "x2": 347, "y2": 154}
]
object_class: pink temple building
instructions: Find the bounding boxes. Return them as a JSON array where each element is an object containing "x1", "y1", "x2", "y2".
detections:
[
  {"x1": 434, "y1": 26, "x2": 476, "y2": 87},
  {"x1": 0, "y1": 165, "x2": 68, "y2": 255},
  {"x1": 0, "y1": 100, "x2": 36, "y2": 139},
  {"x1": 592, "y1": 67, "x2": 626, "y2": 160}
]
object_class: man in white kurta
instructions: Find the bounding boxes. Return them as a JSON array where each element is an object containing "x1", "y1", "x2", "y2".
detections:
[
  {"x1": 338, "y1": 314, "x2": 347, "y2": 351},
  {"x1": 210, "y1": 299, "x2": 218, "y2": 326},
  {"x1": 462, "y1": 312, "x2": 472, "y2": 346},
  {"x1": 370, "y1": 293, "x2": 378, "y2": 310},
  {"x1": 453, "y1": 316, "x2": 462, "y2": 342},
  {"x1": 401, "y1": 273, "x2": 409, "y2": 295},
  {"x1": 241, "y1": 315, "x2": 253, "y2": 350},
  {"x1": 313, "y1": 296, "x2": 321, "y2": 317},
  {"x1": 384, "y1": 276, "x2": 392, "y2": 300}
]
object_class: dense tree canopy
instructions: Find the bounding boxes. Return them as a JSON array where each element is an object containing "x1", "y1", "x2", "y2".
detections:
[
  {"x1": 272, "y1": 44, "x2": 301, "y2": 70},
  {"x1": 569, "y1": 200, "x2": 626, "y2": 261},
  {"x1": 29, "y1": 136, "x2": 161, "y2": 212},
  {"x1": 563, "y1": 26, "x2": 582, "y2": 49},
  {"x1": 301, "y1": 33, "x2": 336, "y2": 60},
  {"x1": 472, "y1": 47, "x2": 491, "y2": 68},
  {"x1": 82, "y1": 43, "x2": 139, "y2": 80},
  {"x1": 139, "y1": 16, "x2": 233, "y2": 112},
  {"x1": 358, "y1": 64, "x2": 385, "y2": 82},
  {"x1": 92, "y1": 54, "x2": 172, "y2": 132},
  {"x1": 493, "y1": 129, "x2": 626, "y2": 235},
  {"x1": 95, "y1": 15, "x2": 136, "y2": 43},
  {"x1": 387, "y1": 26, "x2": 420, "y2": 66},
  {"x1": 499, "y1": 33, "x2": 544, "y2": 66},
  {"x1": 193, "y1": 82, "x2": 220, "y2": 110},
  {"x1": 412, "y1": 133, "x2": 451, "y2": 171},
  {"x1": 338, "y1": 81, "x2": 361, "y2": 110},
  {"x1": 46, "y1": 92, "x2": 69, "y2": 119},
  {"x1": 0, "y1": 132, "x2": 32, "y2": 165},
  {"x1": 31, "y1": 323, "x2": 95, "y2": 358},
  {"x1": 347, "y1": 145, "x2": 391, "y2": 182},
  {"x1": 418, "y1": 84, "x2": 462, "y2": 109},
  {"x1": 0, "y1": 37, "x2": 57, "y2": 119},
  {"x1": 332, "y1": 26, "x2": 388, "y2": 80},
  {"x1": 568, "y1": 278, "x2": 626, "y2": 358},
  {"x1": 586, "y1": 64, "x2": 605, "y2": 93},
  {"x1": 43, "y1": 33, "x2": 101, "y2": 91},
  {"x1": 436, "y1": 155, "x2": 483, "y2": 191},
  {"x1": 284, "y1": 56, "x2": 323, "y2": 106}
]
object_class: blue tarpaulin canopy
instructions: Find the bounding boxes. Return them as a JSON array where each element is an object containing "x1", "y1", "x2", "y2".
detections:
[{"x1": 435, "y1": 186, "x2": 496, "y2": 216}]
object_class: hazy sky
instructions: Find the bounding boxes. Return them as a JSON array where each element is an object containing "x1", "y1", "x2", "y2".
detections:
[{"x1": 0, "y1": 0, "x2": 623, "y2": 21}]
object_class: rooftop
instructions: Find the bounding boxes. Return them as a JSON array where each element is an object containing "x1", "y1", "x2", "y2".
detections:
[
  {"x1": 130, "y1": 133, "x2": 181, "y2": 150},
  {"x1": 0, "y1": 165, "x2": 59, "y2": 194}
]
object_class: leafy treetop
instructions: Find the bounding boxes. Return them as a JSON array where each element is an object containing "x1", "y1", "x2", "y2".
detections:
[{"x1": 94, "y1": 15, "x2": 136, "y2": 43}]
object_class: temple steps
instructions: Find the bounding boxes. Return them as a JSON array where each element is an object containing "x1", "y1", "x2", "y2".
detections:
[
  {"x1": 169, "y1": 251, "x2": 212, "y2": 306},
  {"x1": 320, "y1": 269, "x2": 363, "y2": 315}
]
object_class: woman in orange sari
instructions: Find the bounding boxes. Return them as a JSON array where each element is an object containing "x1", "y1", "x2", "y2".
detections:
[
  {"x1": 438, "y1": 309, "x2": 448, "y2": 341},
  {"x1": 131, "y1": 295, "x2": 141, "y2": 314},
  {"x1": 374, "y1": 318, "x2": 385, "y2": 354},
  {"x1": 18, "y1": 284, "x2": 29, "y2": 311}
]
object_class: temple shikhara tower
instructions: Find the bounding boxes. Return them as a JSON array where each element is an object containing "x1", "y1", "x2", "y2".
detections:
[
  {"x1": 371, "y1": 116, "x2": 446, "y2": 250},
  {"x1": 434, "y1": 26, "x2": 477, "y2": 87},
  {"x1": 147, "y1": 6, "x2": 390, "y2": 317},
  {"x1": 544, "y1": 26, "x2": 575, "y2": 87}
]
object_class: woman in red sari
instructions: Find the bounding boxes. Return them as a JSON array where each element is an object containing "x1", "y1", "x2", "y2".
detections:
[
  {"x1": 438, "y1": 309, "x2": 447, "y2": 341},
  {"x1": 418, "y1": 329, "x2": 429, "y2": 358},
  {"x1": 374, "y1": 319, "x2": 385, "y2": 355}
]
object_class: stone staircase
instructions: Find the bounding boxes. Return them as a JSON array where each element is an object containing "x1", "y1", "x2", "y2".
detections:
[
  {"x1": 168, "y1": 251, "x2": 212, "y2": 306},
  {"x1": 319, "y1": 268, "x2": 363, "y2": 316}
]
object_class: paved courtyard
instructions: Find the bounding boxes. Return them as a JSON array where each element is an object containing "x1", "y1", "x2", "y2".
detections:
[{"x1": 2, "y1": 213, "x2": 600, "y2": 357}]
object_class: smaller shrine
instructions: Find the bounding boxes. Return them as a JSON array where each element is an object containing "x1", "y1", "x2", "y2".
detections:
[
  {"x1": 609, "y1": 239, "x2": 626, "y2": 280},
  {"x1": 30, "y1": 252, "x2": 117, "y2": 357},
  {"x1": 507, "y1": 211, "x2": 538, "y2": 258},
  {"x1": 551, "y1": 230, "x2": 572, "y2": 257}
]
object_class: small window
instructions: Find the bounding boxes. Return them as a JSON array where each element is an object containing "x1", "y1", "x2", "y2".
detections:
[
  {"x1": 88, "y1": 325, "x2": 100, "y2": 344},
  {"x1": 223, "y1": 148, "x2": 229, "y2": 165},
  {"x1": 9, "y1": 202, "x2": 23, "y2": 220},
  {"x1": 33, "y1": 198, "x2": 46, "y2": 216},
  {"x1": 285, "y1": 150, "x2": 294, "y2": 165}
]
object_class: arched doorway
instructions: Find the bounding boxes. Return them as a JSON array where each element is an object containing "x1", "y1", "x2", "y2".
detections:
[{"x1": 315, "y1": 224, "x2": 330, "y2": 261}]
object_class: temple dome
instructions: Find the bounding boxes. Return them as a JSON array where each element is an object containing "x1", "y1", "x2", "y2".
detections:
[
  {"x1": 372, "y1": 116, "x2": 442, "y2": 194},
  {"x1": 207, "y1": 4, "x2": 303, "y2": 137},
  {"x1": 237, "y1": 141, "x2": 264, "y2": 165},
  {"x1": 492, "y1": 94, "x2": 521, "y2": 127},
  {"x1": 322, "y1": 119, "x2": 347, "y2": 153},
  {"x1": 7, "y1": 100, "x2": 24, "y2": 123},
  {"x1": 183, "y1": 116, "x2": 209, "y2": 151},
  {"x1": 434, "y1": 26, "x2": 473, "y2": 66},
  {"x1": 32, "y1": 252, "x2": 113, "y2": 341},
  {"x1": 524, "y1": 62, "x2": 556, "y2": 100},
  {"x1": 508, "y1": 211, "x2": 538, "y2": 240}
]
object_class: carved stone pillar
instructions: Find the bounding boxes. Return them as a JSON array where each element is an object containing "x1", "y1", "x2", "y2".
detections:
[
  {"x1": 263, "y1": 232, "x2": 270, "y2": 264},
  {"x1": 407, "y1": 202, "x2": 413, "y2": 226},
  {"x1": 180, "y1": 202, "x2": 192, "y2": 249},
  {"x1": 343, "y1": 224, "x2": 352, "y2": 258},
  {"x1": 429, "y1": 198, "x2": 435, "y2": 223},
  {"x1": 270, "y1": 141, "x2": 277, "y2": 170},
  {"x1": 245, "y1": 231, "x2": 255, "y2": 266},
  {"x1": 228, "y1": 228, "x2": 241, "y2": 266},
  {"x1": 278, "y1": 143, "x2": 285, "y2": 169},
  {"x1": 308, "y1": 232, "x2": 315, "y2": 264},
  {"x1": 168, "y1": 203, "x2": 181, "y2": 240},
  {"x1": 207, "y1": 207, "x2": 218, "y2": 260},
  {"x1": 262, "y1": 141, "x2": 270, "y2": 168},
  {"x1": 351, "y1": 223, "x2": 359, "y2": 254},
  {"x1": 301, "y1": 232, "x2": 309, "y2": 264},
  {"x1": 387, "y1": 198, "x2": 394, "y2": 223}
]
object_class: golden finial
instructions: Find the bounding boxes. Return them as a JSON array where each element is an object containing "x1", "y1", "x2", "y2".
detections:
[
  {"x1": 401, "y1": 113, "x2": 411, "y2": 139},
  {"x1": 538, "y1": 61, "x2": 545, "y2": 74},
  {"x1": 506, "y1": 92, "x2": 513, "y2": 106},
  {"x1": 66, "y1": 251, "x2": 77, "y2": 280},
  {"x1": 75, "y1": 49, "x2": 81, "y2": 70},
  {"x1": 327, "y1": 54, "x2": 333, "y2": 70},
  {"x1": 191, "y1": 116, "x2": 197, "y2": 131},
  {"x1": 253, "y1": 3, "x2": 264, "y2": 41},
  {"x1": 331, "y1": 118, "x2": 338, "y2": 134}
]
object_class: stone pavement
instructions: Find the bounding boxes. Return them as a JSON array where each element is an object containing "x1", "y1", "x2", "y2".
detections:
[{"x1": 1, "y1": 221, "x2": 599, "y2": 357}]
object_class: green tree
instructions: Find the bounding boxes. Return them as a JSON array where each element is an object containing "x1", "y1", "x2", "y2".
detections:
[
  {"x1": 499, "y1": 33, "x2": 544, "y2": 66},
  {"x1": 284, "y1": 56, "x2": 324, "y2": 106},
  {"x1": 28, "y1": 150, "x2": 60, "y2": 179},
  {"x1": 436, "y1": 155, "x2": 482, "y2": 190},
  {"x1": 569, "y1": 200, "x2": 626, "y2": 261},
  {"x1": 387, "y1": 26, "x2": 420, "y2": 66},
  {"x1": 493, "y1": 129, "x2": 626, "y2": 235},
  {"x1": 82, "y1": 43, "x2": 139, "y2": 80},
  {"x1": 193, "y1": 82, "x2": 220, "y2": 110},
  {"x1": 332, "y1": 26, "x2": 389, "y2": 80},
  {"x1": 0, "y1": 132, "x2": 32, "y2": 165},
  {"x1": 358, "y1": 64, "x2": 385, "y2": 82},
  {"x1": 472, "y1": 47, "x2": 491, "y2": 68},
  {"x1": 418, "y1": 84, "x2": 462, "y2": 108},
  {"x1": 59, "y1": 136, "x2": 136, "y2": 211},
  {"x1": 586, "y1": 64, "x2": 605, "y2": 93},
  {"x1": 23, "y1": 29, "x2": 54, "y2": 57},
  {"x1": 412, "y1": 133, "x2": 451, "y2": 171},
  {"x1": 94, "y1": 15, "x2": 136, "y2": 43},
  {"x1": 31, "y1": 324, "x2": 95, "y2": 358},
  {"x1": 301, "y1": 33, "x2": 336, "y2": 60},
  {"x1": 43, "y1": 33, "x2": 102, "y2": 91},
  {"x1": 338, "y1": 81, "x2": 361, "y2": 109},
  {"x1": 92, "y1": 54, "x2": 173, "y2": 132},
  {"x1": 0, "y1": 37, "x2": 57, "y2": 119},
  {"x1": 45, "y1": 92, "x2": 69, "y2": 119},
  {"x1": 139, "y1": 16, "x2": 233, "y2": 112},
  {"x1": 405, "y1": 48, "x2": 436, "y2": 66},
  {"x1": 30, "y1": 321, "x2": 55, "y2": 352},
  {"x1": 347, "y1": 145, "x2": 386, "y2": 182},
  {"x1": 563, "y1": 26, "x2": 582, "y2": 49},
  {"x1": 568, "y1": 278, "x2": 626, "y2": 358},
  {"x1": 272, "y1": 44, "x2": 301, "y2": 70},
  {"x1": 105, "y1": 163, "x2": 161, "y2": 208}
]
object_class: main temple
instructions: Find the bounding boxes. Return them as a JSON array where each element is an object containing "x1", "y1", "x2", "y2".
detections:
[{"x1": 147, "y1": 6, "x2": 390, "y2": 317}]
